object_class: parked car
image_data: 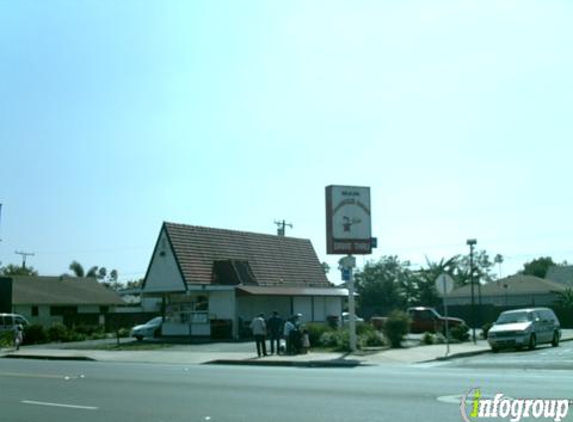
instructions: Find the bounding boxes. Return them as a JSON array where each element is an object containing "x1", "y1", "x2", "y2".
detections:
[
  {"x1": 0, "y1": 313, "x2": 29, "y2": 334},
  {"x1": 130, "y1": 316, "x2": 163, "y2": 341},
  {"x1": 407, "y1": 307, "x2": 466, "y2": 334},
  {"x1": 487, "y1": 308, "x2": 561, "y2": 352},
  {"x1": 341, "y1": 312, "x2": 364, "y2": 325}
]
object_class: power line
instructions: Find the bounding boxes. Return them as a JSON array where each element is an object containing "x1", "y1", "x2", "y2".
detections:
[{"x1": 15, "y1": 250, "x2": 35, "y2": 269}]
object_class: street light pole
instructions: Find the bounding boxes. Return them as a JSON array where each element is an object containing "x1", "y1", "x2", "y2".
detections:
[{"x1": 466, "y1": 239, "x2": 477, "y2": 344}]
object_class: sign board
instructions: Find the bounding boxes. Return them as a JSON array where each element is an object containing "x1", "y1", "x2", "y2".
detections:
[
  {"x1": 435, "y1": 273, "x2": 454, "y2": 296},
  {"x1": 326, "y1": 185, "x2": 372, "y2": 254}
]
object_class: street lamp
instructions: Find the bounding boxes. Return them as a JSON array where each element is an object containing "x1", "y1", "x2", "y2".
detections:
[{"x1": 466, "y1": 239, "x2": 477, "y2": 344}]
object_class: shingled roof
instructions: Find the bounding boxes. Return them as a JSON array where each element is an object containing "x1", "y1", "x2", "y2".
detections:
[
  {"x1": 10, "y1": 276, "x2": 124, "y2": 305},
  {"x1": 162, "y1": 222, "x2": 330, "y2": 287},
  {"x1": 448, "y1": 274, "x2": 567, "y2": 298}
]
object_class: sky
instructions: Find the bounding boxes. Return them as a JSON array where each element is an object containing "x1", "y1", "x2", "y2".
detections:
[{"x1": 1, "y1": 0, "x2": 572, "y2": 284}]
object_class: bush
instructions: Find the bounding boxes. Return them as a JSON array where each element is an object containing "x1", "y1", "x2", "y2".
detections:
[
  {"x1": 383, "y1": 310, "x2": 410, "y2": 348},
  {"x1": 317, "y1": 326, "x2": 385, "y2": 351},
  {"x1": 116, "y1": 327, "x2": 130, "y2": 338},
  {"x1": 0, "y1": 331, "x2": 13, "y2": 348},
  {"x1": 48, "y1": 324, "x2": 69, "y2": 342},
  {"x1": 450, "y1": 325, "x2": 470, "y2": 342},
  {"x1": 305, "y1": 323, "x2": 335, "y2": 347},
  {"x1": 361, "y1": 329, "x2": 385, "y2": 347},
  {"x1": 421, "y1": 332, "x2": 435, "y2": 345},
  {"x1": 24, "y1": 324, "x2": 48, "y2": 344}
]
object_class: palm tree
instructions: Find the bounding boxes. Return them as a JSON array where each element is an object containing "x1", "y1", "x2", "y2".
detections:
[
  {"x1": 555, "y1": 288, "x2": 573, "y2": 309},
  {"x1": 69, "y1": 261, "x2": 85, "y2": 277}
]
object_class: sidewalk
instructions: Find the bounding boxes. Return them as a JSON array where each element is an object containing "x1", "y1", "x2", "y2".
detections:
[{"x1": 2, "y1": 330, "x2": 571, "y2": 367}]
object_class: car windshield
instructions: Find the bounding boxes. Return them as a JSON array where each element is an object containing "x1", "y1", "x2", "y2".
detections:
[
  {"x1": 496, "y1": 312, "x2": 533, "y2": 324},
  {"x1": 146, "y1": 317, "x2": 163, "y2": 325}
]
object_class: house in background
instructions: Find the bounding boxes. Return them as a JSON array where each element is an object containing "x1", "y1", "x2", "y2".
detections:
[
  {"x1": 142, "y1": 222, "x2": 348, "y2": 339},
  {"x1": 0, "y1": 275, "x2": 125, "y2": 326},
  {"x1": 446, "y1": 274, "x2": 567, "y2": 307}
]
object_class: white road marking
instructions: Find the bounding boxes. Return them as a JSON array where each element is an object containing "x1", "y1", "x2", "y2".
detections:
[{"x1": 21, "y1": 400, "x2": 98, "y2": 410}]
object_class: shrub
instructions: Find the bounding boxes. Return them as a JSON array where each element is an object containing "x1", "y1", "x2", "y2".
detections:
[
  {"x1": 421, "y1": 332, "x2": 435, "y2": 345},
  {"x1": 24, "y1": 324, "x2": 48, "y2": 344},
  {"x1": 361, "y1": 329, "x2": 385, "y2": 347},
  {"x1": 450, "y1": 324, "x2": 470, "y2": 342},
  {"x1": 116, "y1": 327, "x2": 130, "y2": 338},
  {"x1": 48, "y1": 324, "x2": 69, "y2": 342},
  {"x1": 383, "y1": 310, "x2": 410, "y2": 348},
  {"x1": 305, "y1": 323, "x2": 335, "y2": 347},
  {"x1": 0, "y1": 331, "x2": 13, "y2": 348}
]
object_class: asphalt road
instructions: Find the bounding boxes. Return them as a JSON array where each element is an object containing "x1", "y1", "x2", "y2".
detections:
[
  {"x1": 442, "y1": 340, "x2": 573, "y2": 371},
  {"x1": 1, "y1": 357, "x2": 572, "y2": 422}
]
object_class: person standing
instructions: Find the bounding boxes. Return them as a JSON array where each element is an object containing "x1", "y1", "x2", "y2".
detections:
[
  {"x1": 13, "y1": 324, "x2": 23, "y2": 351},
  {"x1": 250, "y1": 313, "x2": 267, "y2": 357},
  {"x1": 267, "y1": 311, "x2": 283, "y2": 355},
  {"x1": 283, "y1": 317, "x2": 295, "y2": 355}
]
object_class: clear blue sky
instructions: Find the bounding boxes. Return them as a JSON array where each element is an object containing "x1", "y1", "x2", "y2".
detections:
[{"x1": 1, "y1": 1, "x2": 572, "y2": 283}]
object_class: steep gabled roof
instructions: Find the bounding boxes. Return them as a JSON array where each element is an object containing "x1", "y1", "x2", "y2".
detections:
[
  {"x1": 448, "y1": 274, "x2": 567, "y2": 298},
  {"x1": 10, "y1": 276, "x2": 125, "y2": 305},
  {"x1": 163, "y1": 222, "x2": 330, "y2": 287}
]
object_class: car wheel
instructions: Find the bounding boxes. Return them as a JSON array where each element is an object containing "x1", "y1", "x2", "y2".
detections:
[
  {"x1": 551, "y1": 331, "x2": 560, "y2": 347},
  {"x1": 135, "y1": 335, "x2": 143, "y2": 341},
  {"x1": 528, "y1": 334, "x2": 536, "y2": 350}
]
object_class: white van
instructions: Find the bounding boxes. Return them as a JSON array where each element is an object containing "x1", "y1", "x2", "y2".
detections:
[
  {"x1": 487, "y1": 308, "x2": 561, "y2": 352},
  {"x1": 0, "y1": 313, "x2": 29, "y2": 334}
]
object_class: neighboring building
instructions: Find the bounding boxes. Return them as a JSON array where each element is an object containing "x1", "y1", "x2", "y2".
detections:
[
  {"x1": 545, "y1": 265, "x2": 573, "y2": 288},
  {"x1": 446, "y1": 275, "x2": 567, "y2": 307},
  {"x1": 142, "y1": 222, "x2": 348, "y2": 338},
  {"x1": 0, "y1": 275, "x2": 125, "y2": 326}
]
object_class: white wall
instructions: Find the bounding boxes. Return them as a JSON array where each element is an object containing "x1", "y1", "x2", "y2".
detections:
[
  {"x1": 293, "y1": 297, "x2": 312, "y2": 320},
  {"x1": 325, "y1": 297, "x2": 343, "y2": 318},
  {"x1": 209, "y1": 290, "x2": 235, "y2": 320},
  {"x1": 313, "y1": 297, "x2": 326, "y2": 322},
  {"x1": 237, "y1": 296, "x2": 291, "y2": 322},
  {"x1": 144, "y1": 229, "x2": 186, "y2": 293}
]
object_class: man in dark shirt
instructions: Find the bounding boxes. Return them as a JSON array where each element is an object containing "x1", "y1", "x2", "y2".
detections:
[{"x1": 267, "y1": 311, "x2": 283, "y2": 354}]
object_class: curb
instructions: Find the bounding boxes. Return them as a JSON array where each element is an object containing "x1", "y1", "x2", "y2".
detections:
[
  {"x1": 2, "y1": 354, "x2": 95, "y2": 362},
  {"x1": 205, "y1": 359, "x2": 363, "y2": 368}
]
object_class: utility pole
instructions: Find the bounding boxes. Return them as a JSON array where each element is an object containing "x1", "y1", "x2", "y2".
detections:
[
  {"x1": 274, "y1": 220, "x2": 293, "y2": 237},
  {"x1": 466, "y1": 239, "x2": 477, "y2": 344},
  {"x1": 15, "y1": 251, "x2": 35, "y2": 269}
]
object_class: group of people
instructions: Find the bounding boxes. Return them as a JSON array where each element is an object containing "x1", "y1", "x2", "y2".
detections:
[{"x1": 249, "y1": 311, "x2": 310, "y2": 357}]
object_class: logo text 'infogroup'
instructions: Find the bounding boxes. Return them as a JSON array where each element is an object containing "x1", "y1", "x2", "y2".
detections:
[{"x1": 461, "y1": 388, "x2": 571, "y2": 422}]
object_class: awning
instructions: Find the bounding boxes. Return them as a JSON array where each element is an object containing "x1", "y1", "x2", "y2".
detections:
[{"x1": 236, "y1": 285, "x2": 350, "y2": 297}]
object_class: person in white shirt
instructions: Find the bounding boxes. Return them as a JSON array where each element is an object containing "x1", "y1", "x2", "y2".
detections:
[
  {"x1": 283, "y1": 317, "x2": 295, "y2": 355},
  {"x1": 250, "y1": 313, "x2": 267, "y2": 357}
]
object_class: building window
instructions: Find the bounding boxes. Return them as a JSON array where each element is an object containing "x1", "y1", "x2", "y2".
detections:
[
  {"x1": 100, "y1": 306, "x2": 109, "y2": 314},
  {"x1": 31, "y1": 306, "x2": 39, "y2": 317}
]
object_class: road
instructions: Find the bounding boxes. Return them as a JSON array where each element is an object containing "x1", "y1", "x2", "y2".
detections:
[
  {"x1": 442, "y1": 340, "x2": 573, "y2": 371},
  {"x1": 1, "y1": 356, "x2": 572, "y2": 422}
]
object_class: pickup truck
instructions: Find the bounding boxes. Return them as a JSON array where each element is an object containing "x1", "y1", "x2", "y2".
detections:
[{"x1": 407, "y1": 307, "x2": 466, "y2": 334}]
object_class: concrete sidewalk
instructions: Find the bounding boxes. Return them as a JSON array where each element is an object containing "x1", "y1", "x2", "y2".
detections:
[{"x1": 2, "y1": 330, "x2": 571, "y2": 367}]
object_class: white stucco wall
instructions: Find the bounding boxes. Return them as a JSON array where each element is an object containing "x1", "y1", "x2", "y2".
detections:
[
  {"x1": 237, "y1": 296, "x2": 291, "y2": 322},
  {"x1": 293, "y1": 297, "x2": 312, "y2": 320},
  {"x1": 144, "y1": 229, "x2": 186, "y2": 293},
  {"x1": 313, "y1": 297, "x2": 326, "y2": 321},
  {"x1": 209, "y1": 290, "x2": 235, "y2": 320},
  {"x1": 325, "y1": 297, "x2": 343, "y2": 318}
]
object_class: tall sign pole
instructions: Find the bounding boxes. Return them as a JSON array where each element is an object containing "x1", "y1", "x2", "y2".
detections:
[
  {"x1": 326, "y1": 186, "x2": 373, "y2": 353},
  {"x1": 435, "y1": 273, "x2": 454, "y2": 357}
]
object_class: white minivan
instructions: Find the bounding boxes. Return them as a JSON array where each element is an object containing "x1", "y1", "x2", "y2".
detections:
[
  {"x1": 0, "y1": 313, "x2": 29, "y2": 334},
  {"x1": 487, "y1": 308, "x2": 561, "y2": 352}
]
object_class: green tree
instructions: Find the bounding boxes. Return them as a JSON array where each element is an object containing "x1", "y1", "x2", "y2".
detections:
[
  {"x1": 354, "y1": 256, "x2": 414, "y2": 316},
  {"x1": 0, "y1": 263, "x2": 38, "y2": 276},
  {"x1": 69, "y1": 260, "x2": 85, "y2": 277},
  {"x1": 522, "y1": 257, "x2": 556, "y2": 278},
  {"x1": 320, "y1": 262, "x2": 331, "y2": 275}
]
